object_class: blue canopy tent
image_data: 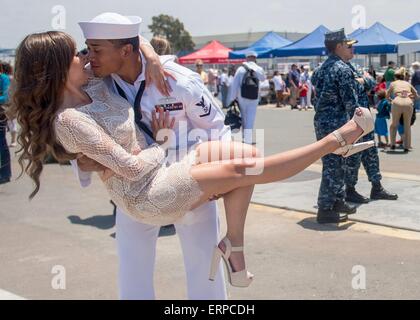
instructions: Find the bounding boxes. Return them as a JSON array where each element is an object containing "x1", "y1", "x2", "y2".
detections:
[
  {"x1": 348, "y1": 28, "x2": 366, "y2": 38},
  {"x1": 265, "y1": 25, "x2": 331, "y2": 57},
  {"x1": 353, "y1": 22, "x2": 410, "y2": 54},
  {"x1": 228, "y1": 31, "x2": 292, "y2": 59},
  {"x1": 400, "y1": 22, "x2": 420, "y2": 40}
]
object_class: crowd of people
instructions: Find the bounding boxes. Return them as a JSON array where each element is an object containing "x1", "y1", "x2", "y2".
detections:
[
  {"x1": 372, "y1": 61, "x2": 419, "y2": 152},
  {"x1": 310, "y1": 28, "x2": 420, "y2": 224},
  {"x1": 191, "y1": 57, "x2": 318, "y2": 144},
  {"x1": 192, "y1": 54, "x2": 420, "y2": 154},
  {"x1": 194, "y1": 60, "x2": 316, "y2": 111}
]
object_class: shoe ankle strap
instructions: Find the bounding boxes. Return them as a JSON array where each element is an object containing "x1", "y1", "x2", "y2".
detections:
[
  {"x1": 221, "y1": 237, "x2": 244, "y2": 256},
  {"x1": 332, "y1": 130, "x2": 346, "y2": 147}
]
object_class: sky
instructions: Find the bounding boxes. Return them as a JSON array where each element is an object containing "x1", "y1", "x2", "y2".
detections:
[{"x1": 0, "y1": 0, "x2": 419, "y2": 49}]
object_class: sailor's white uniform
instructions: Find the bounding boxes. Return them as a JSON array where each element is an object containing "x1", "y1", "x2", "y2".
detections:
[
  {"x1": 74, "y1": 12, "x2": 229, "y2": 300},
  {"x1": 227, "y1": 61, "x2": 265, "y2": 144}
]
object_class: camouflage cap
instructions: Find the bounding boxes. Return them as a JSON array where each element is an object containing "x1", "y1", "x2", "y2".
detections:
[{"x1": 324, "y1": 28, "x2": 358, "y2": 45}]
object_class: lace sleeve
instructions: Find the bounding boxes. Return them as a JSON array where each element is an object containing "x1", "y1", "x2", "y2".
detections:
[{"x1": 55, "y1": 109, "x2": 165, "y2": 181}]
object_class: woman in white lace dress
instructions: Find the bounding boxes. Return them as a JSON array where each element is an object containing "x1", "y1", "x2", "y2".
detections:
[{"x1": 12, "y1": 32, "x2": 373, "y2": 287}]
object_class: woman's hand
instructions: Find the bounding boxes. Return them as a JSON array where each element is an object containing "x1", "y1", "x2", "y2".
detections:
[
  {"x1": 144, "y1": 56, "x2": 175, "y2": 96},
  {"x1": 151, "y1": 107, "x2": 175, "y2": 145},
  {"x1": 100, "y1": 168, "x2": 115, "y2": 181},
  {"x1": 99, "y1": 148, "x2": 142, "y2": 182}
]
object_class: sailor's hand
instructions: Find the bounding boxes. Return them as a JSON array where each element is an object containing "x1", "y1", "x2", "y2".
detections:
[{"x1": 209, "y1": 194, "x2": 223, "y2": 201}]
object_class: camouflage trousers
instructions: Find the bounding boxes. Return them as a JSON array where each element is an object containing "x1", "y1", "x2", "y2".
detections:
[
  {"x1": 344, "y1": 131, "x2": 382, "y2": 187},
  {"x1": 314, "y1": 117, "x2": 347, "y2": 210}
]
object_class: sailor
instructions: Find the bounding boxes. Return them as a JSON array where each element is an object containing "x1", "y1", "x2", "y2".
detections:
[
  {"x1": 76, "y1": 12, "x2": 230, "y2": 299},
  {"x1": 311, "y1": 28, "x2": 359, "y2": 224},
  {"x1": 227, "y1": 51, "x2": 265, "y2": 144},
  {"x1": 344, "y1": 63, "x2": 398, "y2": 203}
]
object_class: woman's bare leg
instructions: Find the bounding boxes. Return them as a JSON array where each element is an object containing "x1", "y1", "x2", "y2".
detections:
[
  {"x1": 192, "y1": 141, "x2": 258, "y2": 273},
  {"x1": 189, "y1": 116, "x2": 363, "y2": 274},
  {"x1": 220, "y1": 185, "x2": 254, "y2": 272},
  {"x1": 190, "y1": 117, "x2": 363, "y2": 201}
]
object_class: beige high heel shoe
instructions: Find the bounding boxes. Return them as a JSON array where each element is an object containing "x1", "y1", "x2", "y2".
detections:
[
  {"x1": 208, "y1": 237, "x2": 254, "y2": 288},
  {"x1": 332, "y1": 107, "x2": 375, "y2": 158}
]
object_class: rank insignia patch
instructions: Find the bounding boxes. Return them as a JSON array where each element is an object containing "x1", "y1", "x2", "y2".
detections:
[{"x1": 195, "y1": 96, "x2": 212, "y2": 117}]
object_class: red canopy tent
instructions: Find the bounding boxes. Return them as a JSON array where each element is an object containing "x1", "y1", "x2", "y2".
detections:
[{"x1": 179, "y1": 40, "x2": 244, "y2": 65}]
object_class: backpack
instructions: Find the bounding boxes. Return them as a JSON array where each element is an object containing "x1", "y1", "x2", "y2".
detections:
[
  {"x1": 224, "y1": 100, "x2": 242, "y2": 131},
  {"x1": 240, "y1": 64, "x2": 259, "y2": 100}
]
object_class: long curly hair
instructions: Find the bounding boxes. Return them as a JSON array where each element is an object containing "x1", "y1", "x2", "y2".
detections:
[{"x1": 9, "y1": 31, "x2": 78, "y2": 199}]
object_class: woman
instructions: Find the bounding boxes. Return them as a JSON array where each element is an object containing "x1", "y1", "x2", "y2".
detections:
[
  {"x1": 387, "y1": 67, "x2": 419, "y2": 152},
  {"x1": 11, "y1": 31, "x2": 374, "y2": 288},
  {"x1": 150, "y1": 36, "x2": 172, "y2": 56}
]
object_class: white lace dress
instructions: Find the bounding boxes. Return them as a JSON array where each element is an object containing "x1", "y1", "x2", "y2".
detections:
[{"x1": 54, "y1": 80, "x2": 204, "y2": 226}]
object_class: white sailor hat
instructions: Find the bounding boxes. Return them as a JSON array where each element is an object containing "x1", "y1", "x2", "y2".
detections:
[
  {"x1": 245, "y1": 51, "x2": 258, "y2": 58},
  {"x1": 79, "y1": 12, "x2": 142, "y2": 40}
]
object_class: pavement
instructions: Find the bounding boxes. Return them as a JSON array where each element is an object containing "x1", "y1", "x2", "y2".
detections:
[
  {"x1": 0, "y1": 106, "x2": 420, "y2": 299},
  {"x1": 252, "y1": 165, "x2": 420, "y2": 232},
  {"x1": 252, "y1": 105, "x2": 420, "y2": 231}
]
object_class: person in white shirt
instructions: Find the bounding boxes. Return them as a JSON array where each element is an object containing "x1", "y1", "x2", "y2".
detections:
[
  {"x1": 219, "y1": 68, "x2": 229, "y2": 108},
  {"x1": 272, "y1": 71, "x2": 287, "y2": 108},
  {"x1": 227, "y1": 51, "x2": 265, "y2": 144},
  {"x1": 75, "y1": 12, "x2": 230, "y2": 300},
  {"x1": 227, "y1": 68, "x2": 235, "y2": 85},
  {"x1": 259, "y1": 78, "x2": 270, "y2": 103},
  {"x1": 207, "y1": 68, "x2": 219, "y2": 97}
]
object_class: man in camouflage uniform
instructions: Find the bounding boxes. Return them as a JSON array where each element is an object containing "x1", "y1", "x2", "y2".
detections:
[
  {"x1": 344, "y1": 64, "x2": 398, "y2": 203},
  {"x1": 311, "y1": 29, "x2": 359, "y2": 224}
]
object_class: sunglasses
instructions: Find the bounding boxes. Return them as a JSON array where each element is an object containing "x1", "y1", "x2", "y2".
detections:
[{"x1": 344, "y1": 41, "x2": 355, "y2": 49}]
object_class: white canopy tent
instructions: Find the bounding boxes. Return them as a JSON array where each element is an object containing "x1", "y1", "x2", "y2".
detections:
[
  {"x1": 398, "y1": 40, "x2": 420, "y2": 55},
  {"x1": 398, "y1": 40, "x2": 420, "y2": 66}
]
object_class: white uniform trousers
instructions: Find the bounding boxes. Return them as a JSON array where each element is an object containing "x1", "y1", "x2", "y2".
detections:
[
  {"x1": 238, "y1": 96, "x2": 258, "y2": 144},
  {"x1": 115, "y1": 200, "x2": 227, "y2": 300}
]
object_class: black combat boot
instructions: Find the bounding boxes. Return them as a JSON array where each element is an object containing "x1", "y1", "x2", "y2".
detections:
[
  {"x1": 345, "y1": 186, "x2": 370, "y2": 204},
  {"x1": 370, "y1": 182, "x2": 398, "y2": 200},
  {"x1": 317, "y1": 208, "x2": 348, "y2": 224},
  {"x1": 333, "y1": 199, "x2": 357, "y2": 214}
]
